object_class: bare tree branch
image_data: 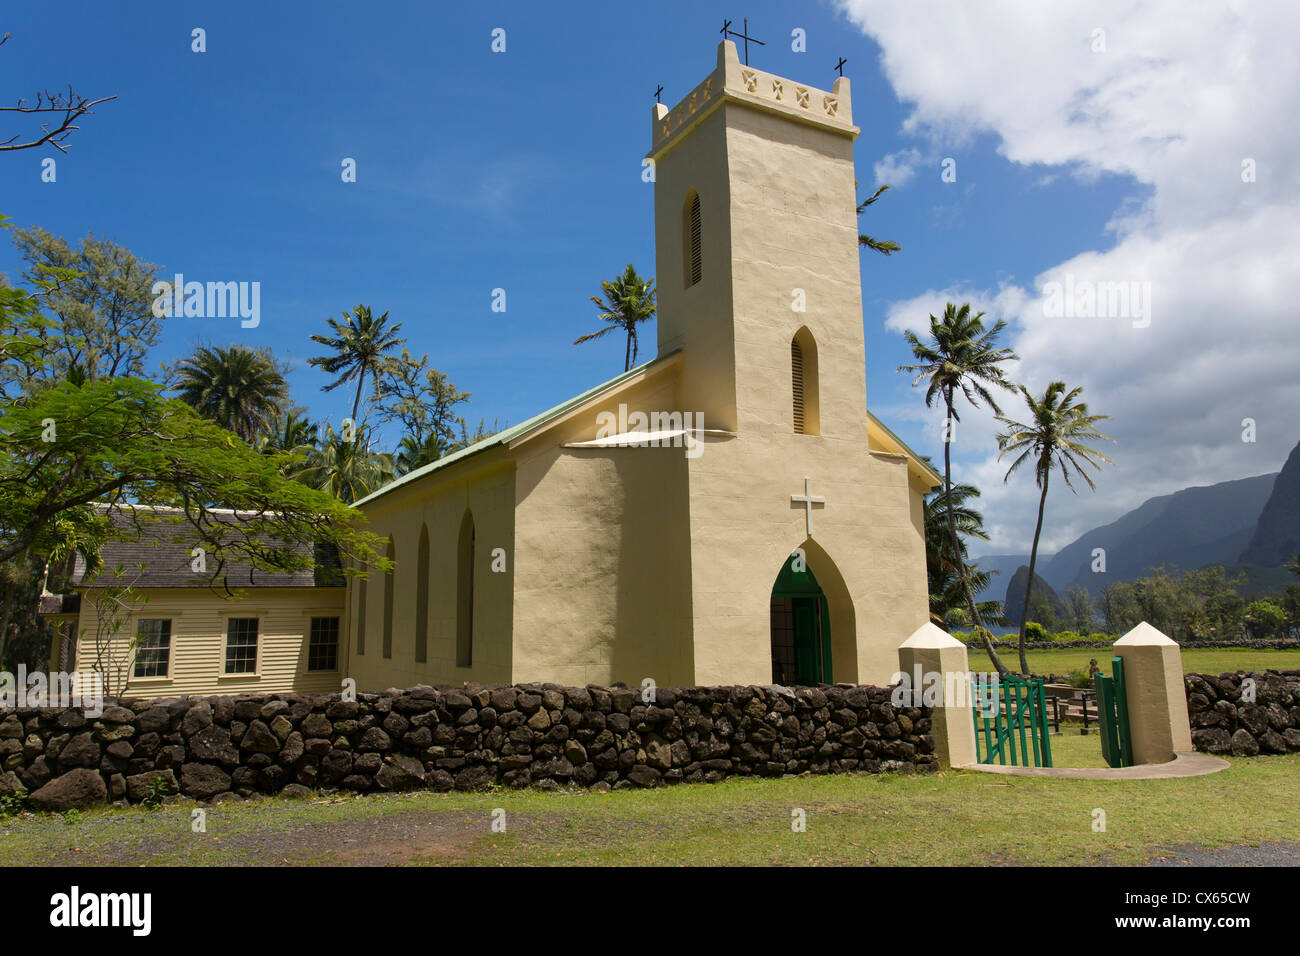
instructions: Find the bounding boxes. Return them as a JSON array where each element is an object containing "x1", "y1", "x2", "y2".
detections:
[{"x1": 1, "y1": 33, "x2": 116, "y2": 153}]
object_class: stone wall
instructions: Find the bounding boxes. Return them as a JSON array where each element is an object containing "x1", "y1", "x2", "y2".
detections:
[
  {"x1": 0, "y1": 682, "x2": 935, "y2": 811},
  {"x1": 1185, "y1": 670, "x2": 1300, "y2": 756}
]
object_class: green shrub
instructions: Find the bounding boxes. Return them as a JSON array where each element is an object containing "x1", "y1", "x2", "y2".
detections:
[
  {"x1": 0, "y1": 791, "x2": 25, "y2": 817},
  {"x1": 1024, "y1": 621, "x2": 1049, "y2": 642}
]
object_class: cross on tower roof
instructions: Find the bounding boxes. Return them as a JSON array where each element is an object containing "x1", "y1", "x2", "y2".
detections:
[
  {"x1": 654, "y1": 84, "x2": 664, "y2": 104},
  {"x1": 835, "y1": 56, "x2": 848, "y2": 77},
  {"x1": 721, "y1": 17, "x2": 765, "y2": 66}
]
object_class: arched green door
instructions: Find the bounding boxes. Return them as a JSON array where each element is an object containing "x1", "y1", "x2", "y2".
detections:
[{"x1": 770, "y1": 555, "x2": 831, "y2": 685}]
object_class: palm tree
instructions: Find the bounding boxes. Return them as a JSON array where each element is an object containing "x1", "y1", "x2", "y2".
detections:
[
  {"x1": 258, "y1": 408, "x2": 317, "y2": 455},
  {"x1": 924, "y1": 481, "x2": 1000, "y2": 626},
  {"x1": 900, "y1": 303, "x2": 1018, "y2": 674},
  {"x1": 395, "y1": 432, "x2": 447, "y2": 476},
  {"x1": 174, "y1": 344, "x2": 288, "y2": 443},
  {"x1": 858, "y1": 184, "x2": 901, "y2": 256},
  {"x1": 996, "y1": 381, "x2": 1114, "y2": 673},
  {"x1": 574, "y1": 264, "x2": 656, "y2": 371},
  {"x1": 294, "y1": 424, "x2": 395, "y2": 505},
  {"x1": 307, "y1": 304, "x2": 405, "y2": 422}
]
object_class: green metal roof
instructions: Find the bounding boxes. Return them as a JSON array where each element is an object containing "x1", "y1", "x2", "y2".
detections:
[
  {"x1": 353, "y1": 352, "x2": 677, "y2": 508},
  {"x1": 353, "y1": 347, "x2": 938, "y2": 507},
  {"x1": 867, "y1": 410, "x2": 943, "y2": 486}
]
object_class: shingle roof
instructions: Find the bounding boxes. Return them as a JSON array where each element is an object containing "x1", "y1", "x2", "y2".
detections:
[{"x1": 74, "y1": 506, "x2": 342, "y2": 589}]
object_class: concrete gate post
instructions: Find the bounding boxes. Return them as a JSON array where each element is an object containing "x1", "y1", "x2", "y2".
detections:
[
  {"x1": 1113, "y1": 622, "x2": 1193, "y2": 764},
  {"x1": 898, "y1": 623, "x2": 977, "y2": 768}
]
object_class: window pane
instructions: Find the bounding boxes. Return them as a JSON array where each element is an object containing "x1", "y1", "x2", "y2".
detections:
[
  {"x1": 133, "y1": 619, "x2": 172, "y2": 678},
  {"x1": 225, "y1": 618, "x2": 259, "y2": 673},
  {"x1": 308, "y1": 616, "x2": 339, "y2": 672}
]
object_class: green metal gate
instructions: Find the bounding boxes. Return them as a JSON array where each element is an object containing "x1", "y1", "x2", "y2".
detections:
[
  {"x1": 970, "y1": 674, "x2": 1054, "y2": 767},
  {"x1": 1093, "y1": 656, "x2": 1134, "y2": 768}
]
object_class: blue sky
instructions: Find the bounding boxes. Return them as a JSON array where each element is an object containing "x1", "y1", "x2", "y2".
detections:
[{"x1": 5, "y1": 1, "x2": 1295, "y2": 554}]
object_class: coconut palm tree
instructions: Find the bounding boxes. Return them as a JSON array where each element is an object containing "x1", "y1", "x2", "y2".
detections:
[
  {"x1": 858, "y1": 183, "x2": 901, "y2": 256},
  {"x1": 307, "y1": 304, "x2": 405, "y2": 422},
  {"x1": 258, "y1": 408, "x2": 317, "y2": 455},
  {"x1": 173, "y1": 344, "x2": 288, "y2": 443},
  {"x1": 924, "y1": 481, "x2": 1001, "y2": 626},
  {"x1": 574, "y1": 264, "x2": 656, "y2": 371},
  {"x1": 899, "y1": 302, "x2": 1018, "y2": 674},
  {"x1": 394, "y1": 432, "x2": 448, "y2": 476},
  {"x1": 996, "y1": 381, "x2": 1114, "y2": 673},
  {"x1": 295, "y1": 424, "x2": 395, "y2": 505}
]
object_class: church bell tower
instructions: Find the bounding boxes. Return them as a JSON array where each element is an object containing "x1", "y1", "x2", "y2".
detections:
[{"x1": 647, "y1": 40, "x2": 868, "y2": 445}]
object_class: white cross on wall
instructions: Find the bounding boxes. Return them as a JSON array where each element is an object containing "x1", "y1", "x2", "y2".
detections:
[{"x1": 791, "y1": 477, "x2": 826, "y2": 536}]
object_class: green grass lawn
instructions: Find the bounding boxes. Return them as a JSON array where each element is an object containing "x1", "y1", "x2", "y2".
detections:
[
  {"x1": 2, "y1": 754, "x2": 1295, "y2": 866},
  {"x1": 967, "y1": 646, "x2": 1300, "y2": 678}
]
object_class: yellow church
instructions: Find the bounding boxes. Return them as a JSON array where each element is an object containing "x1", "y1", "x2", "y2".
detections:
[{"x1": 47, "y1": 41, "x2": 940, "y2": 697}]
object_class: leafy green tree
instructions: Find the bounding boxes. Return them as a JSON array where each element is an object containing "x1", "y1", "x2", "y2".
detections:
[
  {"x1": 376, "y1": 348, "x2": 471, "y2": 461},
  {"x1": 1280, "y1": 584, "x2": 1300, "y2": 640},
  {"x1": 1097, "y1": 581, "x2": 1140, "y2": 635},
  {"x1": 1025, "y1": 591, "x2": 1061, "y2": 631},
  {"x1": 857, "y1": 183, "x2": 901, "y2": 256},
  {"x1": 1063, "y1": 584, "x2": 1097, "y2": 632},
  {"x1": 996, "y1": 381, "x2": 1114, "y2": 673},
  {"x1": 1181, "y1": 565, "x2": 1246, "y2": 640},
  {"x1": 0, "y1": 554, "x2": 53, "y2": 671},
  {"x1": 1242, "y1": 600, "x2": 1286, "y2": 640},
  {"x1": 294, "y1": 424, "x2": 394, "y2": 505},
  {"x1": 307, "y1": 304, "x2": 405, "y2": 422},
  {"x1": 900, "y1": 302, "x2": 1019, "y2": 674},
  {"x1": 174, "y1": 344, "x2": 289, "y2": 443},
  {"x1": 574, "y1": 264, "x2": 656, "y2": 371},
  {"x1": 0, "y1": 347, "x2": 386, "y2": 662},
  {"x1": 10, "y1": 226, "x2": 163, "y2": 384}
]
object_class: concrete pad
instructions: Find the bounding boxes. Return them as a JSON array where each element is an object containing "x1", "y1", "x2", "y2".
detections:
[{"x1": 958, "y1": 751, "x2": 1229, "y2": 780}]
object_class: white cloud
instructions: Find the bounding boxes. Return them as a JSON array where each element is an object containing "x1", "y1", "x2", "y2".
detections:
[
  {"x1": 873, "y1": 147, "x2": 922, "y2": 187},
  {"x1": 840, "y1": 0, "x2": 1300, "y2": 552}
]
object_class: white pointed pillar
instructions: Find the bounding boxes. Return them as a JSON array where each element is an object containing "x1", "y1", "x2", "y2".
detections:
[
  {"x1": 898, "y1": 623, "x2": 977, "y2": 768},
  {"x1": 1113, "y1": 622, "x2": 1193, "y2": 764}
]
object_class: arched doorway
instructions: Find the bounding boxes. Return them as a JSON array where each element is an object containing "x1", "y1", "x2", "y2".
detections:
[{"x1": 770, "y1": 553, "x2": 831, "y2": 685}]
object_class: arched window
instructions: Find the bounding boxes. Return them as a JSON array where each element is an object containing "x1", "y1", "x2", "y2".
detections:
[
  {"x1": 354, "y1": 570, "x2": 368, "y2": 656},
  {"x1": 382, "y1": 536, "x2": 395, "y2": 659},
  {"x1": 456, "y1": 511, "x2": 475, "y2": 667},
  {"x1": 415, "y1": 524, "x2": 429, "y2": 663},
  {"x1": 683, "y1": 190, "x2": 702, "y2": 288},
  {"x1": 791, "y1": 327, "x2": 821, "y2": 435}
]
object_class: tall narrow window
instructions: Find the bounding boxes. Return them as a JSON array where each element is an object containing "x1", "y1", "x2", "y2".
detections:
[
  {"x1": 684, "y1": 190, "x2": 702, "y2": 287},
  {"x1": 791, "y1": 327, "x2": 821, "y2": 435},
  {"x1": 382, "y1": 537, "x2": 395, "y2": 659},
  {"x1": 456, "y1": 510, "x2": 475, "y2": 667},
  {"x1": 791, "y1": 339, "x2": 806, "y2": 433},
  {"x1": 415, "y1": 524, "x2": 430, "y2": 663},
  {"x1": 308, "y1": 617, "x2": 340, "y2": 672},
  {"x1": 354, "y1": 571, "x2": 367, "y2": 656}
]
